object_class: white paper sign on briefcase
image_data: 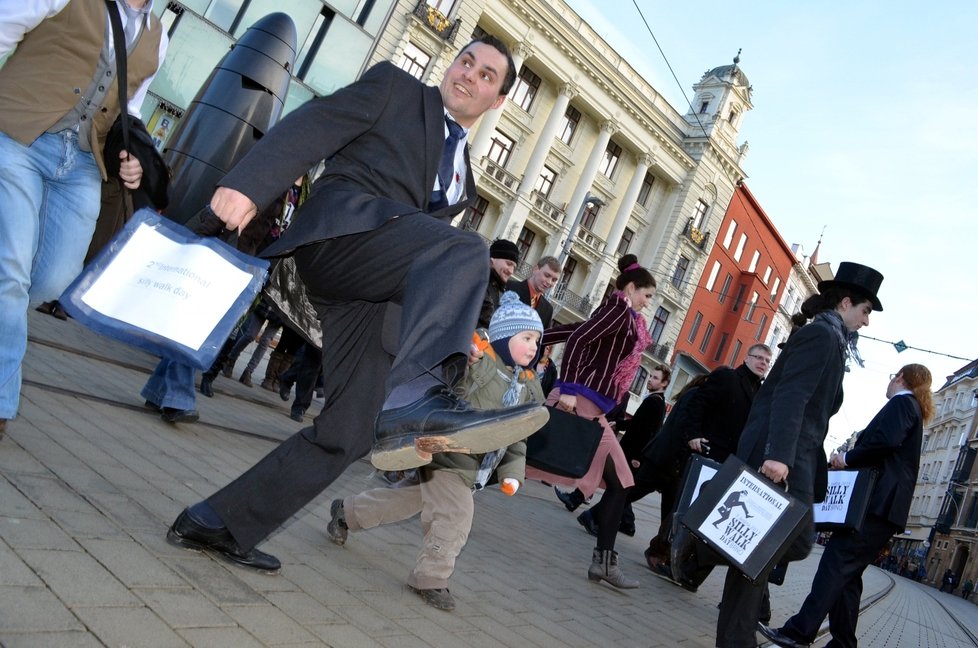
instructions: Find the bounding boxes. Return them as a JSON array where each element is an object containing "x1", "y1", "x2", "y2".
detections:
[
  {"x1": 814, "y1": 469, "x2": 877, "y2": 531},
  {"x1": 59, "y1": 209, "x2": 268, "y2": 369}
]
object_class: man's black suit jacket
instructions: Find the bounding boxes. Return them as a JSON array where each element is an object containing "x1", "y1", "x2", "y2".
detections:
[
  {"x1": 843, "y1": 393, "x2": 923, "y2": 529},
  {"x1": 737, "y1": 317, "x2": 846, "y2": 507},
  {"x1": 507, "y1": 278, "x2": 554, "y2": 328},
  {"x1": 218, "y1": 62, "x2": 476, "y2": 257},
  {"x1": 684, "y1": 363, "x2": 762, "y2": 462}
]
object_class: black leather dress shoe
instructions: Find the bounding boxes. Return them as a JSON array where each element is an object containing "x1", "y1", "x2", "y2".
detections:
[
  {"x1": 370, "y1": 386, "x2": 549, "y2": 471},
  {"x1": 555, "y1": 486, "x2": 585, "y2": 512},
  {"x1": 161, "y1": 408, "x2": 199, "y2": 424},
  {"x1": 757, "y1": 623, "x2": 809, "y2": 648},
  {"x1": 167, "y1": 509, "x2": 281, "y2": 573}
]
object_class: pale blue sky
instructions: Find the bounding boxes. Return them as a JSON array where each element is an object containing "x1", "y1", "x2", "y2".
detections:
[{"x1": 565, "y1": 0, "x2": 978, "y2": 446}]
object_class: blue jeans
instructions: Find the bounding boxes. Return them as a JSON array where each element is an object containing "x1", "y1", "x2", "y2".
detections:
[
  {"x1": 141, "y1": 358, "x2": 198, "y2": 411},
  {"x1": 0, "y1": 130, "x2": 101, "y2": 419}
]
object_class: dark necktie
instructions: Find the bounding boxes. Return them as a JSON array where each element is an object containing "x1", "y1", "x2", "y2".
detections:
[{"x1": 430, "y1": 117, "x2": 465, "y2": 210}]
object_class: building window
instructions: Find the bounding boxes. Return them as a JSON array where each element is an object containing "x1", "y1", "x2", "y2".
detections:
[
  {"x1": 630, "y1": 367, "x2": 648, "y2": 396},
  {"x1": 734, "y1": 233, "x2": 747, "y2": 262},
  {"x1": 687, "y1": 311, "x2": 703, "y2": 343},
  {"x1": 516, "y1": 227, "x2": 535, "y2": 261},
  {"x1": 762, "y1": 266, "x2": 773, "y2": 284},
  {"x1": 755, "y1": 314, "x2": 768, "y2": 341},
  {"x1": 748, "y1": 250, "x2": 760, "y2": 273},
  {"x1": 599, "y1": 141, "x2": 622, "y2": 178},
  {"x1": 717, "y1": 273, "x2": 733, "y2": 304},
  {"x1": 510, "y1": 65, "x2": 541, "y2": 111},
  {"x1": 705, "y1": 260, "x2": 721, "y2": 291},
  {"x1": 699, "y1": 100, "x2": 709, "y2": 114},
  {"x1": 672, "y1": 255, "x2": 690, "y2": 289},
  {"x1": 581, "y1": 200, "x2": 600, "y2": 230},
  {"x1": 554, "y1": 258, "x2": 578, "y2": 302},
  {"x1": 459, "y1": 195, "x2": 488, "y2": 232},
  {"x1": 398, "y1": 42, "x2": 431, "y2": 79},
  {"x1": 745, "y1": 291, "x2": 759, "y2": 321},
  {"x1": 650, "y1": 306, "x2": 670, "y2": 344},
  {"x1": 731, "y1": 284, "x2": 747, "y2": 312},
  {"x1": 723, "y1": 220, "x2": 737, "y2": 248},
  {"x1": 714, "y1": 333, "x2": 729, "y2": 362},
  {"x1": 486, "y1": 131, "x2": 515, "y2": 167},
  {"x1": 637, "y1": 173, "x2": 655, "y2": 206},
  {"x1": 427, "y1": 0, "x2": 456, "y2": 14},
  {"x1": 616, "y1": 227, "x2": 634, "y2": 257},
  {"x1": 784, "y1": 284, "x2": 799, "y2": 313},
  {"x1": 692, "y1": 199, "x2": 709, "y2": 229},
  {"x1": 558, "y1": 105, "x2": 581, "y2": 144},
  {"x1": 730, "y1": 340, "x2": 742, "y2": 366},
  {"x1": 770, "y1": 277, "x2": 781, "y2": 303},
  {"x1": 699, "y1": 323, "x2": 715, "y2": 353},
  {"x1": 535, "y1": 165, "x2": 557, "y2": 197}
]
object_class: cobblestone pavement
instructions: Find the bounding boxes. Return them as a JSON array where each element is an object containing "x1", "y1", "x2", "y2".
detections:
[{"x1": 1, "y1": 312, "x2": 976, "y2": 647}]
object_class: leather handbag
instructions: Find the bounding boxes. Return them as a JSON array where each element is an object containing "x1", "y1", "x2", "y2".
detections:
[{"x1": 525, "y1": 406, "x2": 603, "y2": 478}]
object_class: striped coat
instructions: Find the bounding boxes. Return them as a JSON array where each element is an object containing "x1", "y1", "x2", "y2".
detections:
[{"x1": 543, "y1": 292, "x2": 638, "y2": 401}]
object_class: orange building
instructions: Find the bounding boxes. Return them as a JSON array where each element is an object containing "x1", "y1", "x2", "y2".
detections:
[{"x1": 671, "y1": 183, "x2": 797, "y2": 389}]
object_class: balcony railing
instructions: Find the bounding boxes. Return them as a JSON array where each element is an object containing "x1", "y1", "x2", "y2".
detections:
[
  {"x1": 551, "y1": 283, "x2": 592, "y2": 318},
  {"x1": 412, "y1": 1, "x2": 461, "y2": 42},
  {"x1": 646, "y1": 342, "x2": 671, "y2": 363},
  {"x1": 530, "y1": 190, "x2": 565, "y2": 224},
  {"x1": 574, "y1": 226, "x2": 605, "y2": 257},
  {"x1": 681, "y1": 217, "x2": 711, "y2": 251},
  {"x1": 479, "y1": 157, "x2": 520, "y2": 198}
]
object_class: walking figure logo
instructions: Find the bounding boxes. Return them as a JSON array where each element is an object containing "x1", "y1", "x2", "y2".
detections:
[{"x1": 712, "y1": 490, "x2": 754, "y2": 527}]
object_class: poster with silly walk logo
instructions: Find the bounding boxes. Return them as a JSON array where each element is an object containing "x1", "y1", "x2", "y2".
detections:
[
  {"x1": 814, "y1": 469, "x2": 877, "y2": 531},
  {"x1": 682, "y1": 456, "x2": 808, "y2": 582}
]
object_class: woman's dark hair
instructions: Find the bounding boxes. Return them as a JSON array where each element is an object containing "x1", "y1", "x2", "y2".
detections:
[
  {"x1": 798, "y1": 286, "x2": 872, "y2": 320},
  {"x1": 614, "y1": 254, "x2": 656, "y2": 290}
]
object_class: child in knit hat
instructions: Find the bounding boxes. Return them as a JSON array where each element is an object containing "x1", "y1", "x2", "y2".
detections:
[{"x1": 325, "y1": 291, "x2": 545, "y2": 612}]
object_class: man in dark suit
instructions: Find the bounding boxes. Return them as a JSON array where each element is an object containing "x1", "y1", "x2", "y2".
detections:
[
  {"x1": 508, "y1": 255, "x2": 561, "y2": 328},
  {"x1": 712, "y1": 261, "x2": 884, "y2": 647},
  {"x1": 760, "y1": 364, "x2": 931, "y2": 648},
  {"x1": 165, "y1": 37, "x2": 548, "y2": 576},
  {"x1": 684, "y1": 345, "x2": 772, "y2": 462}
]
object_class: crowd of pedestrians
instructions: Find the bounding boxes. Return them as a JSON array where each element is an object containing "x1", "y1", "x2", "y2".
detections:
[{"x1": 3, "y1": 10, "x2": 954, "y2": 646}]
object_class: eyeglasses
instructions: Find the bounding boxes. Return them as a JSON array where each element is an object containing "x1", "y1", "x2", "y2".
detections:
[
  {"x1": 747, "y1": 354, "x2": 771, "y2": 362},
  {"x1": 889, "y1": 373, "x2": 898, "y2": 380}
]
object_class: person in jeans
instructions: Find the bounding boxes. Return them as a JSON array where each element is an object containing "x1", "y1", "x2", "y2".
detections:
[{"x1": 0, "y1": 0, "x2": 166, "y2": 439}]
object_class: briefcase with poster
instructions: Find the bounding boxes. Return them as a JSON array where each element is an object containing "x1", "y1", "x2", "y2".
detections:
[
  {"x1": 59, "y1": 209, "x2": 269, "y2": 370},
  {"x1": 672, "y1": 454, "x2": 723, "y2": 531},
  {"x1": 681, "y1": 455, "x2": 809, "y2": 583},
  {"x1": 525, "y1": 406, "x2": 603, "y2": 479},
  {"x1": 813, "y1": 468, "x2": 878, "y2": 531}
]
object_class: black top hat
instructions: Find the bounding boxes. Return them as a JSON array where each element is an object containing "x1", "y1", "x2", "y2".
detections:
[{"x1": 817, "y1": 262, "x2": 884, "y2": 311}]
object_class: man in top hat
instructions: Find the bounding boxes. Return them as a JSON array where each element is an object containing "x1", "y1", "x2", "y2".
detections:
[{"x1": 710, "y1": 261, "x2": 884, "y2": 647}]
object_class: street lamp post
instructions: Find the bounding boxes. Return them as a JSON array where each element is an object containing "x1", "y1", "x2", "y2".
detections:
[{"x1": 557, "y1": 192, "x2": 604, "y2": 270}]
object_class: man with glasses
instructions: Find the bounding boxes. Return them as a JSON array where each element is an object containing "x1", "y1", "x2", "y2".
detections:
[
  {"x1": 684, "y1": 344, "x2": 773, "y2": 461},
  {"x1": 662, "y1": 344, "x2": 772, "y2": 590}
]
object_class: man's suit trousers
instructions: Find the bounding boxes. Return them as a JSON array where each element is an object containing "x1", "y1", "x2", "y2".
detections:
[
  {"x1": 781, "y1": 514, "x2": 898, "y2": 648},
  {"x1": 207, "y1": 214, "x2": 487, "y2": 551}
]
